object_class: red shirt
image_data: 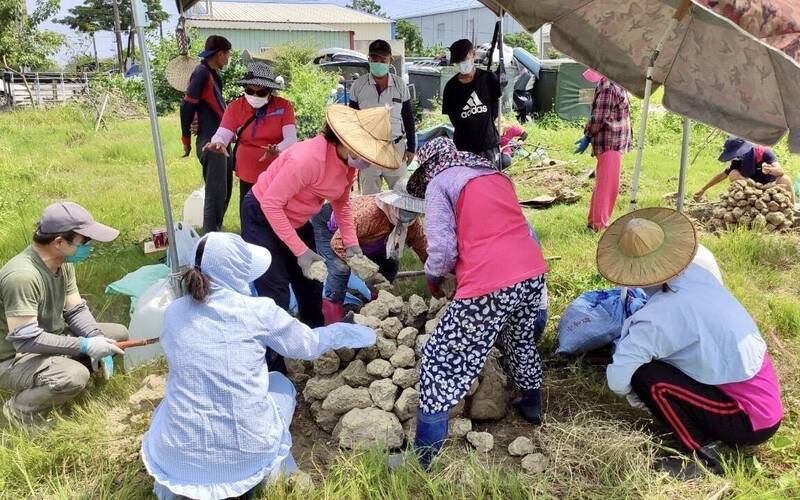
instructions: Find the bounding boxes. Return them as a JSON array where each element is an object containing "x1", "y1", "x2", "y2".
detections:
[
  {"x1": 453, "y1": 174, "x2": 548, "y2": 299},
  {"x1": 220, "y1": 96, "x2": 296, "y2": 183}
]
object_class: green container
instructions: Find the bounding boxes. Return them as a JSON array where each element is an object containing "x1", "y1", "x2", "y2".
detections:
[{"x1": 534, "y1": 59, "x2": 595, "y2": 121}]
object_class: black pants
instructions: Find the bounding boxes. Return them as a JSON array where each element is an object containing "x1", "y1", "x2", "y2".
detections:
[
  {"x1": 631, "y1": 361, "x2": 780, "y2": 451},
  {"x1": 196, "y1": 135, "x2": 233, "y2": 233},
  {"x1": 239, "y1": 179, "x2": 254, "y2": 207},
  {"x1": 240, "y1": 192, "x2": 324, "y2": 328}
]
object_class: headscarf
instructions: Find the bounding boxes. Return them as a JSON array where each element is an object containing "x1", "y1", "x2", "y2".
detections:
[
  {"x1": 406, "y1": 137, "x2": 496, "y2": 199},
  {"x1": 374, "y1": 197, "x2": 408, "y2": 260}
]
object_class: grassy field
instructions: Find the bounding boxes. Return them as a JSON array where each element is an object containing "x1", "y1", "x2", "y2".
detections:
[{"x1": 0, "y1": 103, "x2": 799, "y2": 499}]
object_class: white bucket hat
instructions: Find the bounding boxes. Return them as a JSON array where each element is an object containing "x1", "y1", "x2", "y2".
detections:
[{"x1": 376, "y1": 178, "x2": 425, "y2": 214}]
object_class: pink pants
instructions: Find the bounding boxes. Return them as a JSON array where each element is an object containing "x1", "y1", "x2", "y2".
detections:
[{"x1": 588, "y1": 151, "x2": 623, "y2": 230}]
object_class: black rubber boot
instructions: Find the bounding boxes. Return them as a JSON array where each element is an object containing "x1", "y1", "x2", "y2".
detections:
[
  {"x1": 656, "y1": 441, "x2": 725, "y2": 480},
  {"x1": 514, "y1": 388, "x2": 542, "y2": 425}
]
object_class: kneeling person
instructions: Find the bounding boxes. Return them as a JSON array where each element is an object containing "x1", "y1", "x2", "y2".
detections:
[{"x1": 0, "y1": 202, "x2": 127, "y2": 425}]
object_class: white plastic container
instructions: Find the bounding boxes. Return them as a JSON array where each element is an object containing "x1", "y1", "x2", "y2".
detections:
[
  {"x1": 125, "y1": 278, "x2": 177, "y2": 368},
  {"x1": 182, "y1": 187, "x2": 205, "y2": 229}
]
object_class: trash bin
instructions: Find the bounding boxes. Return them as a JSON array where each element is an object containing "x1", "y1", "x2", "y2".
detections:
[{"x1": 533, "y1": 59, "x2": 595, "y2": 121}]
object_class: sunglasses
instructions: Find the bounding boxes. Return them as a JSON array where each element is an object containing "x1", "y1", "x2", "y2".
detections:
[{"x1": 244, "y1": 87, "x2": 270, "y2": 98}]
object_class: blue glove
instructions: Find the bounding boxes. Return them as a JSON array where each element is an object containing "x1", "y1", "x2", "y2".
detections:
[
  {"x1": 318, "y1": 323, "x2": 377, "y2": 349},
  {"x1": 574, "y1": 136, "x2": 591, "y2": 154}
]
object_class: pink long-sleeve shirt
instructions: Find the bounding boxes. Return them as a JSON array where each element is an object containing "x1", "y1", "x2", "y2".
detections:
[{"x1": 251, "y1": 135, "x2": 358, "y2": 256}]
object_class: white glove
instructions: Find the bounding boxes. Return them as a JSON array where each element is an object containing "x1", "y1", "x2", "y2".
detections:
[
  {"x1": 79, "y1": 336, "x2": 124, "y2": 360},
  {"x1": 626, "y1": 392, "x2": 648, "y2": 411}
]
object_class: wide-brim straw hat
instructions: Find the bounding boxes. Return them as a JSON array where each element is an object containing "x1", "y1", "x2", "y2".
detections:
[
  {"x1": 236, "y1": 61, "x2": 283, "y2": 90},
  {"x1": 326, "y1": 105, "x2": 402, "y2": 171},
  {"x1": 596, "y1": 207, "x2": 698, "y2": 287},
  {"x1": 376, "y1": 178, "x2": 425, "y2": 213},
  {"x1": 165, "y1": 55, "x2": 199, "y2": 92}
]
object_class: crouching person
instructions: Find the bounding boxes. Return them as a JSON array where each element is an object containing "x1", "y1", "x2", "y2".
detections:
[
  {"x1": 141, "y1": 233, "x2": 376, "y2": 499},
  {"x1": 599, "y1": 208, "x2": 783, "y2": 478},
  {"x1": 311, "y1": 179, "x2": 428, "y2": 324},
  {"x1": 406, "y1": 138, "x2": 549, "y2": 468},
  {"x1": 0, "y1": 202, "x2": 127, "y2": 426}
]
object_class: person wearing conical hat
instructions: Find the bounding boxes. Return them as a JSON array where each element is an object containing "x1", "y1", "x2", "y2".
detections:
[
  {"x1": 311, "y1": 178, "x2": 428, "y2": 324},
  {"x1": 600, "y1": 208, "x2": 783, "y2": 478},
  {"x1": 204, "y1": 61, "x2": 297, "y2": 205},
  {"x1": 240, "y1": 105, "x2": 401, "y2": 371}
]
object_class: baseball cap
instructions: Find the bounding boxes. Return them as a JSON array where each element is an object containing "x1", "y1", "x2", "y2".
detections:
[
  {"x1": 38, "y1": 202, "x2": 119, "y2": 242},
  {"x1": 198, "y1": 35, "x2": 232, "y2": 59}
]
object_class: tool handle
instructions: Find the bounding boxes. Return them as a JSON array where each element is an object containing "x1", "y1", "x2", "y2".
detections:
[{"x1": 116, "y1": 338, "x2": 160, "y2": 350}]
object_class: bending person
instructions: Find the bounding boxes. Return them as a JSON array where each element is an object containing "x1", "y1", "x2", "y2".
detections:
[
  {"x1": 311, "y1": 179, "x2": 428, "y2": 324},
  {"x1": 141, "y1": 233, "x2": 376, "y2": 500},
  {"x1": 406, "y1": 138, "x2": 549, "y2": 468},
  {"x1": 204, "y1": 61, "x2": 297, "y2": 205},
  {"x1": 599, "y1": 208, "x2": 783, "y2": 478}
]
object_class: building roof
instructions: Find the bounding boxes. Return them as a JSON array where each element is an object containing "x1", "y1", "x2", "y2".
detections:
[
  {"x1": 187, "y1": 2, "x2": 391, "y2": 25},
  {"x1": 185, "y1": 19, "x2": 344, "y2": 31},
  {"x1": 400, "y1": 0, "x2": 485, "y2": 19}
]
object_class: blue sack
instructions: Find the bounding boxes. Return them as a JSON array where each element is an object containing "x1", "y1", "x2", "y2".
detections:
[{"x1": 556, "y1": 287, "x2": 647, "y2": 355}]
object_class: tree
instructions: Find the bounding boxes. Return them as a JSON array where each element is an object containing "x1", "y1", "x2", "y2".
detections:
[
  {"x1": 0, "y1": 0, "x2": 64, "y2": 71},
  {"x1": 347, "y1": 0, "x2": 384, "y2": 17},
  {"x1": 504, "y1": 32, "x2": 538, "y2": 57},
  {"x1": 396, "y1": 19, "x2": 424, "y2": 56}
]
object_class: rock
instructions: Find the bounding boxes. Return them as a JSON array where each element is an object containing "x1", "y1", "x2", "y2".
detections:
[
  {"x1": 403, "y1": 416, "x2": 417, "y2": 441},
  {"x1": 336, "y1": 348, "x2": 356, "y2": 363},
  {"x1": 394, "y1": 387, "x2": 419, "y2": 421},
  {"x1": 129, "y1": 374, "x2": 166, "y2": 412},
  {"x1": 307, "y1": 260, "x2": 328, "y2": 282},
  {"x1": 338, "y1": 408, "x2": 404, "y2": 450},
  {"x1": 466, "y1": 431, "x2": 494, "y2": 453},
  {"x1": 424, "y1": 319, "x2": 439, "y2": 335},
  {"x1": 767, "y1": 223, "x2": 777, "y2": 231},
  {"x1": 376, "y1": 290, "x2": 404, "y2": 315},
  {"x1": 754, "y1": 199, "x2": 768, "y2": 211},
  {"x1": 377, "y1": 337, "x2": 398, "y2": 359},
  {"x1": 392, "y1": 368, "x2": 419, "y2": 389},
  {"x1": 753, "y1": 213, "x2": 767, "y2": 228},
  {"x1": 313, "y1": 350, "x2": 341, "y2": 376},
  {"x1": 521, "y1": 453, "x2": 549, "y2": 474},
  {"x1": 449, "y1": 418, "x2": 472, "y2": 438},
  {"x1": 768, "y1": 201, "x2": 781, "y2": 211},
  {"x1": 766, "y1": 212, "x2": 786, "y2": 226},
  {"x1": 361, "y1": 300, "x2": 389, "y2": 320},
  {"x1": 367, "y1": 359, "x2": 395, "y2": 378},
  {"x1": 288, "y1": 470, "x2": 314, "y2": 490},
  {"x1": 341, "y1": 359, "x2": 374, "y2": 387},
  {"x1": 347, "y1": 253, "x2": 380, "y2": 281},
  {"x1": 467, "y1": 379, "x2": 480, "y2": 397},
  {"x1": 354, "y1": 314, "x2": 381, "y2": 329},
  {"x1": 469, "y1": 353, "x2": 510, "y2": 421},
  {"x1": 397, "y1": 327, "x2": 418, "y2": 348},
  {"x1": 369, "y1": 379, "x2": 399, "y2": 411},
  {"x1": 407, "y1": 294, "x2": 429, "y2": 320},
  {"x1": 733, "y1": 190, "x2": 745, "y2": 200},
  {"x1": 285, "y1": 359, "x2": 307, "y2": 376},
  {"x1": 321, "y1": 386, "x2": 373, "y2": 414},
  {"x1": 415, "y1": 334, "x2": 431, "y2": 356},
  {"x1": 731, "y1": 207, "x2": 744, "y2": 220},
  {"x1": 310, "y1": 401, "x2": 340, "y2": 432},
  {"x1": 449, "y1": 398, "x2": 467, "y2": 418},
  {"x1": 390, "y1": 345, "x2": 416, "y2": 368},
  {"x1": 303, "y1": 373, "x2": 346, "y2": 401},
  {"x1": 354, "y1": 345, "x2": 379, "y2": 363},
  {"x1": 380, "y1": 317, "x2": 403, "y2": 339},
  {"x1": 723, "y1": 212, "x2": 735, "y2": 223},
  {"x1": 508, "y1": 437, "x2": 536, "y2": 456}
]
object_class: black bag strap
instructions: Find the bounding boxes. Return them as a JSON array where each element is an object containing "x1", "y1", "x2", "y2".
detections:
[{"x1": 231, "y1": 112, "x2": 258, "y2": 164}]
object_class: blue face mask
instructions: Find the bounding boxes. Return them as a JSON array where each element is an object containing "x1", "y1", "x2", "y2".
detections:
[
  {"x1": 348, "y1": 155, "x2": 372, "y2": 170},
  {"x1": 369, "y1": 62, "x2": 390, "y2": 78},
  {"x1": 64, "y1": 243, "x2": 93, "y2": 264},
  {"x1": 398, "y1": 209, "x2": 417, "y2": 224}
]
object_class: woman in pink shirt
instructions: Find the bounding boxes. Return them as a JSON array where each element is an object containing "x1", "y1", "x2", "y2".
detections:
[
  {"x1": 240, "y1": 105, "x2": 401, "y2": 369},
  {"x1": 406, "y1": 137, "x2": 548, "y2": 468}
]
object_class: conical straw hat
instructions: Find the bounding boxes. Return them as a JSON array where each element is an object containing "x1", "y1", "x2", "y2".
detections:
[
  {"x1": 166, "y1": 55, "x2": 200, "y2": 92},
  {"x1": 596, "y1": 207, "x2": 698, "y2": 287},
  {"x1": 326, "y1": 105, "x2": 402, "y2": 170}
]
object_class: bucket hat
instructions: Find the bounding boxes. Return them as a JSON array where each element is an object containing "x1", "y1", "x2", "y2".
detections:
[
  {"x1": 376, "y1": 178, "x2": 425, "y2": 214},
  {"x1": 195, "y1": 233, "x2": 272, "y2": 295},
  {"x1": 325, "y1": 105, "x2": 402, "y2": 170},
  {"x1": 596, "y1": 207, "x2": 697, "y2": 287},
  {"x1": 236, "y1": 62, "x2": 284, "y2": 90},
  {"x1": 718, "y1": 137, "x2": 754, "y2": 162},
  {"x1": 582, "y1": 68, "x2": 604, "y2": 83}
]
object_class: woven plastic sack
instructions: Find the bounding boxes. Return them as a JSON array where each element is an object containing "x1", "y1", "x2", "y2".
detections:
[{"x1": 556, "y1": 287, "x2": 647, "y2": 355}]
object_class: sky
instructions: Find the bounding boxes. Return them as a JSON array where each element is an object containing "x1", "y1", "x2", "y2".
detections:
[{"x1": 33, "y1": 0, "x2": 474, "y2": 64}]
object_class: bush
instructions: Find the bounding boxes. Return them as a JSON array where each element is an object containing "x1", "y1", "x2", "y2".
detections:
[
  {"x1": 504, "y1": 32, "x2": 538, "y2": 56},
  {"x1": 281, "y1": 61, "x2": 339, "y2": 139},
  {"x1": 266, "y1": 44, "x2": 317, "y2": 85}
]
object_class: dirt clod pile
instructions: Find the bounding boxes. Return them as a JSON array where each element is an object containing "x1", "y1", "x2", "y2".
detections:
[{"x1": 708, "y1": 179, "x2": 794, "y2": 232}]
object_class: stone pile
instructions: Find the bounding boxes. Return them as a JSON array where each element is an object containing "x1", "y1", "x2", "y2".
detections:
[
  {"x1": 708, "y1": 179, "x2": 794, "y2": 232},
  {"x1": 289, "y1": 290, "x2": 512, "y2": 451}
]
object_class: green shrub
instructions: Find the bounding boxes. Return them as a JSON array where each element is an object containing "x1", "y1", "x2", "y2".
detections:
[
  {"x1": 281, "y1": 61, "x2": 339, "y2": 139},
  {"x1": 267, "y1": 44, "x2": 317, "y2": 85},
  {"x1": 767, "y1": 296, "x2": 800, "y2": 339}
]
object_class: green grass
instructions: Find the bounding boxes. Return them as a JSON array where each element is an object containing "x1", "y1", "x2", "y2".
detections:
[{"x1": 1, "y1": 104, "x2": 800, "y2": 498}]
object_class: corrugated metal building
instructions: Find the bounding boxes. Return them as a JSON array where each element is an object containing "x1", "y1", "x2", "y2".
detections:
[
  {"x1": 186, "y1": 2, "x2": 393, "y2": 52},
  {"x1": 400, "y1": 1, "x2": 550, "y2": 53}
]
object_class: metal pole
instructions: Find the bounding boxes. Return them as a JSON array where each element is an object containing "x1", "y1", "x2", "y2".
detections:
[
  {"x1": 676, "y1": 117, "x2": 691, "y2": 212},
  {"x1": 497, "y1": 8, "x2": 505, "y2": 170},
  {"x1": 132, "y1": 0, "x2": 181, "y2": 278}
]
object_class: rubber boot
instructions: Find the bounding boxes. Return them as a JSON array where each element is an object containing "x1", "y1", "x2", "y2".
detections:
[
  {"x1": 514, "y1": 388, "x2": 542, "y2": 425},
  {"x1": 656, "y1": 441, "x2": 724, "y2": 480},
  {"x1": 413, "y1": 409, "x2": 449, "y2": 470},
  {"x1": 322, "y1": 299, "x2": 345, "y2": 325}
]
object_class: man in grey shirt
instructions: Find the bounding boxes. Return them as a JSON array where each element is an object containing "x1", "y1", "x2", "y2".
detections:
[
  {"x1": 0, "y1": 202, "x2": 127, "y2": 426},
  {"x1": 349, "y1": 39, "x2": 416, "y2": 194}
]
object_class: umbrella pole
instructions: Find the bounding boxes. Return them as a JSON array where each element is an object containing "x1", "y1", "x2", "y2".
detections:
[
  {"x1": 628, "y1": 0, "x2": 692, "y2": 211},
  {"x1": 497, "y1": 8, "x2": 505, "y2": 170},
  {"x1": 677, "y1": 117, "x2": 691, "y2": 212},
  {"x1": 132, "y1": 0, "x2": 181, "y2": 281}
]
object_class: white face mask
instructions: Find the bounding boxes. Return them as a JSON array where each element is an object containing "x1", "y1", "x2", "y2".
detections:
[
  {"x1": 458, "y1": 58, "x2": 475, "y2": 75},
  {"x1": 245, "y1": 94, "x2": 269, "y2": 109}
]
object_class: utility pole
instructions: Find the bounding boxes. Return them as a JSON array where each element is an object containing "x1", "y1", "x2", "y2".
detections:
[{"x1": 111, "y1": 0, "x2": 125, "y2": 73}]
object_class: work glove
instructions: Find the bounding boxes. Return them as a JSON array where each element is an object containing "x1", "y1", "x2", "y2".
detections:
[
  {"x1": 427, "y1": 275, "x2": 445, "y2": 299},
  {"x1": 298, "y1": 249, "x2": 326, "y2": 281},
  {"x1": 626, "y1": 392, "x2": 648, "y2": 411},
  {"x1": 79, "y1": 336, "x2": 124, "y2": 360},
  {"x1": 574, "y1": 135, "x2": 591, "y2": 154},
  {"x1": 345, "y1": 246, "x2": 363, "y2": 259}
]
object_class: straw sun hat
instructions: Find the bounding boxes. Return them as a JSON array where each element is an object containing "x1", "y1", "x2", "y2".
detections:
[
  {"x1": 596, "y1": 208, "x2": 698, "y2": 287},
  {"x1": 326, "y1": 105, "x2": 402, "y2": 171},
  {"x1": 165, "y1": 55, "x2": 199, "y2": 92}
]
